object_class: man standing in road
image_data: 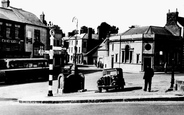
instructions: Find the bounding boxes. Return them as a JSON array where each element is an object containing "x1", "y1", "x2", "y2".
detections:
[{"x1": 143, "y1": 65, "x2": 154, "y2": 92}]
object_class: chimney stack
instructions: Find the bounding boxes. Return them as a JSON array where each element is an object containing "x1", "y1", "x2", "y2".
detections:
[
  {"x1": 1, "y1": 0, "x2": 10, "y2": 8},
  {"x1": 88, "y1": 28, "x2": 92, "y2": 39}
]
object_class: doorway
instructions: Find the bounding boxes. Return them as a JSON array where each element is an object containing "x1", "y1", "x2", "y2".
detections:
[{"x1": 144, "y1": 57, "x2": 151, "y2": 71}]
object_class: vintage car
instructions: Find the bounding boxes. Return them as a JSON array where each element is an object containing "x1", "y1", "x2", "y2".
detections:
[{"x1": 97, "y1": 68, "x2": 125, "y2": 92}]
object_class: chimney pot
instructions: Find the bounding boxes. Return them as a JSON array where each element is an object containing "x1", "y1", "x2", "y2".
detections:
[{"x1": 1, "y1": 0, "x2": 10, "y2": 8}]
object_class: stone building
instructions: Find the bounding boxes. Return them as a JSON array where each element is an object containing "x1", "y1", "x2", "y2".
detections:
[
  {"x1": 98, "y1": 10, "x2": 184, "y2": 72},
  {"x1": 66, "y1": 28, "x2": 99, "y2": 64}
]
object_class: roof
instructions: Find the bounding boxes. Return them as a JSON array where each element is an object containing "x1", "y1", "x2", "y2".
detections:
[
  {"x1": 121, "y1": 26, "x2": 173, "y2": 36},
  {"x1": 0, "y1": 7, "x2": 22, "y2": 22},
  {"x1": 83, "y1": 44, "x2": 100, "y2": 56},
  {"x1": 66, "y1": 33, "x2": 98, "y2": 40},
  {"x1": 178, "y1": 17, "x2": 184, "y2": 27},
  {"x1": 0, "y1": 6, "x2": 47, "y2": 27}
]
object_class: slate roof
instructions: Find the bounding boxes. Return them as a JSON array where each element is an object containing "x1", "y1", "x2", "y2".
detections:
[
  {"x1": 0, "y1": 7, "x2": 21, "y2": 22},
  {"x1": 149, "y1": 26, "x2": 173, "y2": 36},
  {"x1": 0, "y1": 6, "x2": 47, "y2": 27},
  {"x1": 79, "y1": 33, "x2": 98, "y2": 39},
  {"x1": 121, "y1": 26, "x2": 173, "y2": 36},
  {"x1": 178, "y1": 17, "x2": 184, "y2": 27}
]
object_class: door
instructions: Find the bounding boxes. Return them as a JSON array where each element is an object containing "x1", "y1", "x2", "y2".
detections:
[
  {"x1": 111, "y1": 55, "x2": 114, "y2": 68},
  {"x1": 144, "y1": 57, "x2": 151, "y2": 71}
]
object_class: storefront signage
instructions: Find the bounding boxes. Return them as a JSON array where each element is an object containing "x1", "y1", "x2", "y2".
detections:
[{"x1": 0, "y1": 39, "x2": 20, "y2": 44}]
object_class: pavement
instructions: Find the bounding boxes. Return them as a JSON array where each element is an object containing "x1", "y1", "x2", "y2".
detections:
[{"x1": 18, "y1": 65, "x2": 184, "y2": 104}]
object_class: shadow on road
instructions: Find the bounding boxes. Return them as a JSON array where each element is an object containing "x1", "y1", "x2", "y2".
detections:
[
  {"x1": 123, "y1": 86, "x2": 143, "y2": 92},
  {"x1": 106, "y1": 86, "x2": 143, "y2": 93},
  {"x1": 79, "y1": 69, "x2": 102, "y2": 74}
]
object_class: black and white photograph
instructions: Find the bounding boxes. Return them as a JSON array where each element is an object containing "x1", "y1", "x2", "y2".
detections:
[{"x1": 0, "y1": 0, "x2": 184, "y2": 115}]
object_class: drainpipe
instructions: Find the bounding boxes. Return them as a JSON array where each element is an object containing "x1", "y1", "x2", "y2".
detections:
[{"x1": 119, "y1": 35, "x2": 121, "y2": 68}]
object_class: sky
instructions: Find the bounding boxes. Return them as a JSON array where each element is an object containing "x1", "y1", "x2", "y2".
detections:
[{"x1": 10, "y1": 0, "x2": 184, "y2": 34}]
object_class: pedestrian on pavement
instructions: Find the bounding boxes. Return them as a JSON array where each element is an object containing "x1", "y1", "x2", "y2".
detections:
[
  {"x1": 143, "y1": 65, "x2": 154, "y2": 92},
  {"x1": 164, "y1": 62, "x2": 167, "y2": 73}
]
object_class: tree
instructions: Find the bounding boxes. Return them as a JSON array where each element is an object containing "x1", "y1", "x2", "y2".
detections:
[
  {"x1": 97, "y1": 22, "x2": 119, "y2": 40},
  {"x1": 80, "y1": 26, "x2": 88, "y2": 34},
  {"x1": 80, "y1": 26, "x2": 95, "y2": 34},
  {"x1": 110, "y1": 26, "x2": 119, "y2": 34}
]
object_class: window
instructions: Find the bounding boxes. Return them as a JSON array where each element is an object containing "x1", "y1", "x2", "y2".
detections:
[
  {"x1": 34, "y1": 29, "x2": 40, "y2": 41},
  {"x1": 15, "y1": 25, "x2": 20, "y2": 39},
  {"x1": 130, "y1": 51, "x2": 133, "y2": 63},
  {"x1": 33, "y1": 47, "x2": 39, "y2": 56},
  {"x1": 115, "y1": 54, "x2": 118, "y2": 62},
  {"x1": 122, "y1": 51, "x2": 125, "y2": 63},
  {"x1": 76, "y1": 47, "x2": 78, "y2": 53},
  {"x1": 0, "y1": 22, "x2": 3, "y2": 37},
  {"x1": 71, "y1": 47, "x2": 73, "y2": 53},
  {"x1": 83, "y1": 41, "x2": 87, "y2": 48},
  {"x1": 78, "y1": 47, "x2": 80, "y2": 53},
  {"x1": 6, "y1": 23, "x2": 12, "y2": 38},
  {"x1": 123, "y1": 45, "x2": 133, "y2": 63},
  {"x1": 136, "y1": 54, "x2": 139, "y2": 63},
  {"x1": 112, "y1": 43, "x2": 114, "y2": 51},
  {"x1": 125, "y1": 45, "x2": 129, "y2": 62},
  {"x1": 68, "y1": 47, "x2": 70, "y2": 53},
  {"x1": 26, "y1": 31, "x2": 32, "y2": 43}
]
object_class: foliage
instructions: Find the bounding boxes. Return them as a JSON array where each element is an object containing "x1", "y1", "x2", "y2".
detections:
[{"x1": 97, "y1": 22, "x2": 119, "y2": 40}]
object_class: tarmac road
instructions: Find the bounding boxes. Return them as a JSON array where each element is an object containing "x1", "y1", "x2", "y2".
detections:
[
  {"x1": 1, "y1": 101, "x2": 184, "y2": 115},
  {"x1": 0, "y1": 65, "x2": 184, "y2": 102}
]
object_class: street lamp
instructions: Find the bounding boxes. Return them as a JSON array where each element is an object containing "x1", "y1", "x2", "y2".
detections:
[{"x1": 71, "y1": 17, "x2": 78, "y2": 75}]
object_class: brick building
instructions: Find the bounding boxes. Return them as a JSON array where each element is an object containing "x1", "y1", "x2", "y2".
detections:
[{"x1": 0, "y1": 0, "x2": 49, "y2": 58}]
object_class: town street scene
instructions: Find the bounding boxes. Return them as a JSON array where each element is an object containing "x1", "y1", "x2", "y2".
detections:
[{"x1": 1, "y1": 0, "x2": 184, "y2": 115}]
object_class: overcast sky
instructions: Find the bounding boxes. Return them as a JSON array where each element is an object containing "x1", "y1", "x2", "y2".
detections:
[{"x1": 10, "y1": 0, "x2": 184, "y2": 34}]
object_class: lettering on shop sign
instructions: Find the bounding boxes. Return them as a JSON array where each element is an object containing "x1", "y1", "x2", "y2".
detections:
[{"x1": 1, "y1": 39, "x2": 20, "y2": 44}]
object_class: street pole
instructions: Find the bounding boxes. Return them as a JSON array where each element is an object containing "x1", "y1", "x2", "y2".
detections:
[
  {"x1": 48, "y1": 28, "x2": 55, "y2": 96},
  {"x1": 72, "y1": 17, "x2": 78, "y2": 75},
  {"x1": 170, "y1": 58, "x2": 175, "y2": 89},
  {"x1": 119, "y1": 35, "x2": 121, "y2": 68}
]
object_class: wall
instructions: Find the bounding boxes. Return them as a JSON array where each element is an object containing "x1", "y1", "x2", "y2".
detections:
[
  {"x1": 107, "y1": 38, "x2": 143, "y2": 72},
  {"x1": 25, "y1": 25, "x2": 48, "y2": 57}
]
